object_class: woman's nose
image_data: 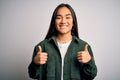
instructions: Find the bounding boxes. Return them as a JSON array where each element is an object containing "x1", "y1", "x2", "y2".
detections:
[{"x1": 61, "y1": 18, "x2": 66, "y2": 23}]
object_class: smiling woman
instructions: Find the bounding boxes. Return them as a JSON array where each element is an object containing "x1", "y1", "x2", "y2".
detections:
[
  {"x1": 28, "y1": 3, "x2": 97, "y2": 80},
  {"x1": 55, "y1": 6, "x2": 73, "y2": 35},
  {"x1": 55, "y1": 6, "x2": 73, "y2": 43}
]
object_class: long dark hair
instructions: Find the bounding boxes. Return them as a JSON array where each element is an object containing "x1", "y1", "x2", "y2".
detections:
[{"x1": 45, "y1": 3, "x2": 79, "y2": 39}]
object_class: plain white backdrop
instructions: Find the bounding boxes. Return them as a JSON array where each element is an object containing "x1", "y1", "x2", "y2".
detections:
[{"x1": 0, "y1": 0, "x2": 120, "y2": 80}]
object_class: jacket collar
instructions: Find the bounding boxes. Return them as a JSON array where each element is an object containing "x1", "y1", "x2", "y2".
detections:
[{"x1": 48, "y1": 36, "x2": 80, "y2": 43}]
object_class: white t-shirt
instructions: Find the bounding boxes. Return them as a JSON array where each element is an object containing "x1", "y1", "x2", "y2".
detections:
[{"x1": 57, "y1": 40, "x2": 72, "y2": 80}]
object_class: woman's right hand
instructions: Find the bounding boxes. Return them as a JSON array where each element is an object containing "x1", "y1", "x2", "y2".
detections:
[{"x1": 34, "y1": 46, "x2": 48, "y2": 65}]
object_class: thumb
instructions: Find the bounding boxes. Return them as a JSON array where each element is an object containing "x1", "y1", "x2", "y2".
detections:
[
  {"x1": 38, "y1": 45, "x2": 42, "y2": 52},
  {"x1": 84, "y1": 44, "x2": 88, "y2": 51}
]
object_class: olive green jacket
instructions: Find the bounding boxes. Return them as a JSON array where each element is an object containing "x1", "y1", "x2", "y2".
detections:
[{"x1": 28, "y1": 36, "x2": 97, "y2": 80}]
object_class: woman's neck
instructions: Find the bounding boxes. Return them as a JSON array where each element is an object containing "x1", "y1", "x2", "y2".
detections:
[{"x1": 56, "y1": 34, "x2": 72, "y2": 43}]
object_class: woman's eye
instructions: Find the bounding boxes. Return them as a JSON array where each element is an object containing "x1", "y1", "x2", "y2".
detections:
[
  {"x1": 66, "y1": 17, "x2": 71, "y2": 19},
  {"x1": 57, "y1": 18, "x2": 61, "y2": 19},
  {"x1": 56, "y1": 16, "x2": 61, "y2": 19}
]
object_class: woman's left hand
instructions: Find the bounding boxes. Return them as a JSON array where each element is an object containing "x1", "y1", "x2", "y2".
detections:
[{"x1": 77, "y1": 44, "x2": 91, "y2": 64}]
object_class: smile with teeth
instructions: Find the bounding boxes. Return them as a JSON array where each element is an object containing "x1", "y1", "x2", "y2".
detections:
[{"x1": 59, "y1": 25, "x2": 68, "y2": 29}]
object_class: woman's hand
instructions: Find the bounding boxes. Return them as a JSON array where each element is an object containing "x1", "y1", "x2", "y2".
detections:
[
  {"x1": 34, "y1": 46, "x2": 48, "y2": 65},
  {"x1": 77, "y1": 44, "x2": 91, "y2": 64}
]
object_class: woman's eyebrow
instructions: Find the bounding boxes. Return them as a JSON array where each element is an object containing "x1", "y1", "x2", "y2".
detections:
[
  {"x1": 56, "y1": 14, "x2": 61, "y2": 17},
  {"x1": 66, "y1": 14, "x2": 72, "y2": 16},
  {"x1": 56, "y1": 14, "x2": 72, "y2": 17}
]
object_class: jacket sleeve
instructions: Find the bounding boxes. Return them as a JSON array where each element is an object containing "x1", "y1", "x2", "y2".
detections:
[
  {"x1": 81, "y1": 45, "x2": 97, "y2": 80},
  {"x1": 28, "y1": 61, "x2": 42, "y2": 79},
  {"x1": 28, "y1": 45, "x2": 46, "y2": 80}
]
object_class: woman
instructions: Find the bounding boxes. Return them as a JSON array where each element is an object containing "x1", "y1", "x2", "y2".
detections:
[{"x1": 28, "y1": 3, "x2": 97, "y2": 80}]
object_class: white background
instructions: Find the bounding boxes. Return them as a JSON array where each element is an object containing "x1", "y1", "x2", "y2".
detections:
[{"x1": 0, "y1": 0, "x2": 120, "y2": 80}]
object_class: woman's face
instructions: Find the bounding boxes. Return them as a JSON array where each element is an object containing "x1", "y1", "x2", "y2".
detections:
[{"x1": 55, "y1": 6, "x2": 73, "y2": 35}]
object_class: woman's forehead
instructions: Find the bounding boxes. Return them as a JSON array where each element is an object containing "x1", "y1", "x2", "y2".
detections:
[{"x1": 56, "y1": 7, "x2": 72, "y2": 16}]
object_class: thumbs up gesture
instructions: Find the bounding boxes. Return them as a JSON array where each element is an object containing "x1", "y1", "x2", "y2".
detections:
[
  {"x1": 34, "y1": 46, "x2": 48, "y2": 65},
  {"x1": 77, "y1": 44, "x2": 91, "y2": 64}
]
